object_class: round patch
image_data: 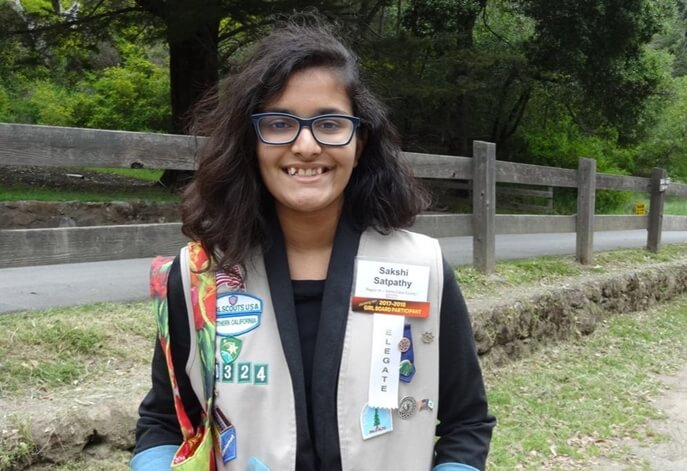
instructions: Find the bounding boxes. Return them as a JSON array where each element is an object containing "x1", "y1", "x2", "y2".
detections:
[
  {"x1": 397, "y1": 396, "x2": 418, "y2": 420},
  {"x1": 398, "y1": 337, "x2": 411, "y2": 352}
]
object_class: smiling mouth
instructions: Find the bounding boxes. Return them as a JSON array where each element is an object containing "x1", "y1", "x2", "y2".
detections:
[{"x1": 284, "y1": 167, "x2": 330, "y2": 176}]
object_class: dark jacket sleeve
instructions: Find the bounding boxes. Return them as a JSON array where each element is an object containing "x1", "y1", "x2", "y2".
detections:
[
  {"x1": 133, "y1": 256, "x2": 203, "y2": 454},
  {"x1": 434, "y1": 257, "x2": 496, "y2": 470}
]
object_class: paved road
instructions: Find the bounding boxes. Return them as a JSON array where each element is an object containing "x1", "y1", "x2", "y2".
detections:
[{"x1": 1, "y1": 229, "x2": 685, "y2": 314}]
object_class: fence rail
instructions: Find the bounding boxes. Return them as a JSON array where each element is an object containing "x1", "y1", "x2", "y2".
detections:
[{"x1": 2, "y1": 123, "x2": 687, "y2": 271}]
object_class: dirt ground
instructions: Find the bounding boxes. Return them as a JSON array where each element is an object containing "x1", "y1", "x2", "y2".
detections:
[
  {"x1": 592, "y1": 365, "x2": 687, "y2": 471},
  {"x1": 0, "y1": 165, "x2": 155, "y2": 191}
]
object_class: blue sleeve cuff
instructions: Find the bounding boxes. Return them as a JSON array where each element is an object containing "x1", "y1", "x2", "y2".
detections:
[
  {"x1": 433, "y1": 464, "x2": 480, "y2": 471},
  {"x1": 130, "y1": 445, "x2": 178, "y2": 471}
]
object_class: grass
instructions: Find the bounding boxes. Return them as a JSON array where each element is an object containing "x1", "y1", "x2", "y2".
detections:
[
  {"x1": 1, "y1": 246, "x2": 687, "y2": 469},
  {"x1": 0, "y1": 302, "x2": 154, "y2": 397},
  {"x1": 485, "y1": 296, "x2": 687, "y2": 470},
  {"x1": 455, "y1": 242, "x2": 687, "y2": 298},
  {"x1": 0, "y1": 183, "x2": 179, "y2": 203},
  {"x1": 86, "y1": 168, "x2": 164, "y2": 182},
  {"x1": 0, "y1": 167, "x2": 177, "y2": 203},
  {"x1": 0, "y1": 418, "x2": 36, "y2": 471}
]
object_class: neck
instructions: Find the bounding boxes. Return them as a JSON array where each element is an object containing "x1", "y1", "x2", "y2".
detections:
[
  {"x1": 277, "y1": 201, "x2": 342, "y2": 252},
  {"x1": 276, "y1": 201, "x2": 343, "y2": 279}
]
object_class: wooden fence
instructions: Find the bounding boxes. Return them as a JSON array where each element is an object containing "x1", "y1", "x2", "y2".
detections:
[{"x1": 1, "y1": 123, "x2": 687, "y2": 272}]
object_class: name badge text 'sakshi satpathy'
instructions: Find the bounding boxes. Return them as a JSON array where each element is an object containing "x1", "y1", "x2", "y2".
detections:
[{"x1": 352, "y1": 260, "x2": 431, "y2": 318}]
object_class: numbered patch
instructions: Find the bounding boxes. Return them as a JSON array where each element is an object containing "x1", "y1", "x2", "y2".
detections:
[
  {"x1": 237, "y1": 362, "x2": 252, "y2": 383},
  {"x1": 218, "y1": 361, "x2": 269, "y2": 385},
  {"x1": 221, "y1": 362, "x2": 234, "y2": 383},
  {"x1": 253, "y1": 364, "x2": 268, "y2": 385}
]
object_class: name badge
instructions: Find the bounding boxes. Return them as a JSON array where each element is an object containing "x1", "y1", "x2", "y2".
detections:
[
  {"x1": 353, "y1": 258, "x2": 431, "y2": 409},
  {"x1": 352, "y1": 259, "x2": 431, "y2": 318}
]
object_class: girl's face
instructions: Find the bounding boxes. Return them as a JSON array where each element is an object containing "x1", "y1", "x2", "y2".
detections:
[{"x1": 256, "y1": 67, "x2": 363, "y2": 218}]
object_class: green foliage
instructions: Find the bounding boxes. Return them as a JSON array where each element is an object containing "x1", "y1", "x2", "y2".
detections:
[
  {"x1": 0, "y1": 85, "x2": 12, "y2": 122},
  {"x1": 516, "y1": 96, "x2": 636, "y2": 214},
  {"x1": 517, "y1": 0, "x2": 670, "y2": 129},
  {"x1": 634, "y1": 76, "x2": 687, "y2": 179},
  {"x1": 74, "y1": 50, "x2": 171, "y2": 131},
  {"x1": 0, "y1": 0, "x2": 169, "y2": 132},
  {"x1": 403, "y1": 0, "x2": 483, "y2": 37},
  {"x1": 0, "y1": 0, "x2": 685, "y2": 192},
  {"x1": 1, "y1": 42, "x2": 170, "y2": 131},
  {"x1": 23, "y1": 80, "x2": 76, "y2": 126}
]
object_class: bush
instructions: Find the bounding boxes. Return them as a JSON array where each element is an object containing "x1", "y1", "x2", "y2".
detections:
[
  {"x1": 2, "y1": 44, "x2": 170, "y2": 133},
  {"x1": 74, "y1": 52, "x2": 170, "y2": 132}
]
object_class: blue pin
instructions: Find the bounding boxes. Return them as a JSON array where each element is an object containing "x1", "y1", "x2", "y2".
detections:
[{"x1": 399, "y1": 323, "x2": 416, "y2": 383}]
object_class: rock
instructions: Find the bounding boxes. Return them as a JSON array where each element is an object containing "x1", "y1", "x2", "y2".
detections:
[
  {"x1": 470, "y1": 261, "x2": 687, "y2": 365},
  {"x1": 0, "y1": 201, "x2": 180, "y2": 229}
]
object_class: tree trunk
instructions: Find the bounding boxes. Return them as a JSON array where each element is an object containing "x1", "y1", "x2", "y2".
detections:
[
  {"x1": 158, "y1": 1, "x2": 221, "y2": 189},
  {"x1": 168, "y1": 25, "x2": 219, "y2": 134},
  {"x1": 450, "y1": 27, "x2": 476, "y2": 157},
  {"x1": 451, "y1": 1, "x2": 488, "y2": 156}
]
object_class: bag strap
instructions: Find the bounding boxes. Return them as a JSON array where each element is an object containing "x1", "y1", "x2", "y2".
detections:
[
  {"x1": 151, "y1": 244, "x2": 242, "y2": 444},
  {"x1": 151, "y1": 247, "x2": 219, "y2": 440},
  {"x1": 186, "y1": 242, "x2": 218, "y2": 406},
  {"x1": 150, "y1": 255, "x2": 196, "y2": 440}
]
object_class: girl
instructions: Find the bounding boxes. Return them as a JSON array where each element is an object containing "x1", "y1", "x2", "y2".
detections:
[{"x1": 132, "y1": 17, "x2": 494, "y2": 471}]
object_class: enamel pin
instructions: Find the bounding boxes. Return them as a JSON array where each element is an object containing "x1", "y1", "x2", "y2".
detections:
[
  {"x1": 421, "y1": 330, "x2": 434, "y2": 344},
  {"x1": 397, "y1": 396, "x2": 418, "y2": 420},
  {"x1": 420, "y1": 399, "x2": 434, "y2": 411}
]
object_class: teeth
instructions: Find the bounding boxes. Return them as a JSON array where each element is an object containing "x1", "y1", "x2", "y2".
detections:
[{"x1": 286, "y1": 167, "x2": 324, "y2": 176}]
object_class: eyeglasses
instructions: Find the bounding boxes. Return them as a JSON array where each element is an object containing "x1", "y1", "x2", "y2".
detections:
[{"x1": 251, "y1": 112, "x2": 361, "y2": 146}]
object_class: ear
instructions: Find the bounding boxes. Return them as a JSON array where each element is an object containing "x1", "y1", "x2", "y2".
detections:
[{"x1": 354, "y1": 129, "x2": 368, "y2": 167}]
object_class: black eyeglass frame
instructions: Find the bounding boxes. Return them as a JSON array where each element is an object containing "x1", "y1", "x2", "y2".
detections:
[{"x1": 251, "y1": 112, "x2": 361, "y2": 146}]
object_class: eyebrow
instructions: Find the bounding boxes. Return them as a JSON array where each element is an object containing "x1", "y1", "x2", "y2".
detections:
[{"x1": 263, "y1": 107, "x2": 351, "y2": 116}]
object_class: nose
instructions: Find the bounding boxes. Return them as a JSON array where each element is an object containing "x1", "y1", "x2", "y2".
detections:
[{"x1": 290, "y1": 126, "x2": 322, "y2": 158}]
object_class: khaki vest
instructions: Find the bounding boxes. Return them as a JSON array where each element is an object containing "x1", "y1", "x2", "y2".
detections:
[{"x1": 179, "y1": 228, "x2": 444, "y2": 470}]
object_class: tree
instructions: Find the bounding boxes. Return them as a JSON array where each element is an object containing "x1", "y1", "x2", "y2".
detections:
[
  {"x1": 356, "y1": 0, "x2": 670, "y2": 162},
  {"x1": 0, "y1": 0, "x2": 679, "y2": 181},
  {"x1": 1, "y1": 0, "x2": 359, "y2": 186},
  {"x1": 517, "y1": 0, "x2": 669, "y2": 143}
]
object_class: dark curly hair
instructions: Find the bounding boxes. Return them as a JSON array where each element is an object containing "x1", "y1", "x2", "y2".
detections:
[{"x1": 182, "y1": 16, "x2": 430, "y2": 271}]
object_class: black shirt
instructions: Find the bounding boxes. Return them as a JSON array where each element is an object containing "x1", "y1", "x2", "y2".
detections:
[{"x1": 292, "y1": 279, "x2": 325, "y2": 461}]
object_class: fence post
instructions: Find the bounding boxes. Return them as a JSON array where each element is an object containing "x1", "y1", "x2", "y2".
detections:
[
  {"x1": 647, "y1": 167, "x2": 667, "y2": 253},
  {"x1": 473, "y1": 141, "x2": 496, "y2": 274},
  {"x1": 576, "y1": 158, "x2": 596, "y2": 265}
]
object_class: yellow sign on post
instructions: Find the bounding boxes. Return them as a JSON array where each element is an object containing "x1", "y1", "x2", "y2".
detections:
[{"x1": 634, "y1": 203, "x2": 646, "y2": 215}]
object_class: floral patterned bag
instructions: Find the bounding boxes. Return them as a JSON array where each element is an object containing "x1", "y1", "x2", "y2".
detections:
[{"x1": 150, "y1": 242, "x2": 219, "y2": 470}]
